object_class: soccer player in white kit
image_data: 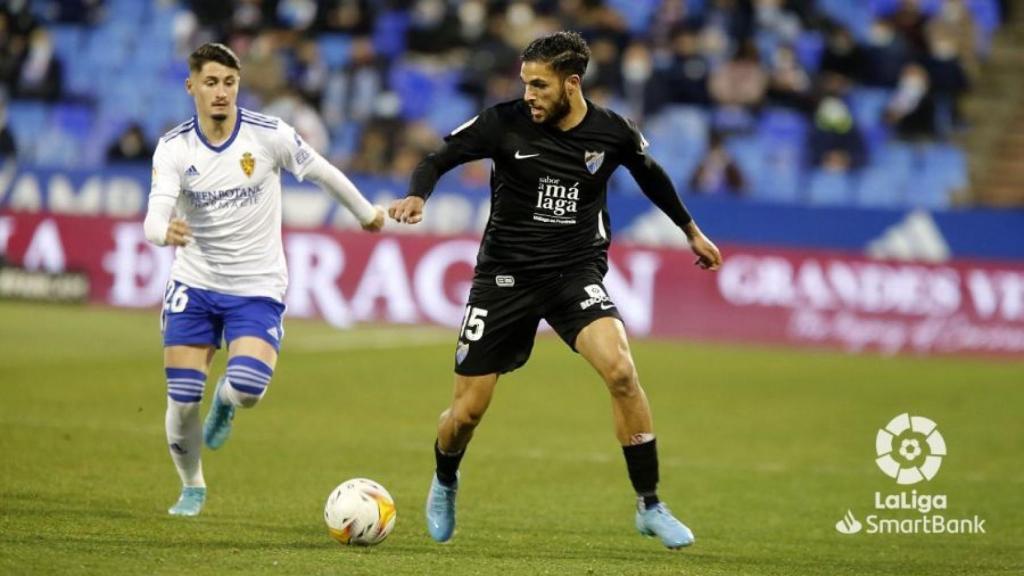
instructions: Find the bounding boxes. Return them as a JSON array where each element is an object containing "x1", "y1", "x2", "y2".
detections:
[{"x1": 144, "y1": 43, "x2": 385, "y2": 516}]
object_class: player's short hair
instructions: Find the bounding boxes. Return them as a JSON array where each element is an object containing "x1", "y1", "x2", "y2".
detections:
[
  {"x1": 521, "y1": 31, "x2": 591, "y2": 79},
  {"x1": 188, "y1": 42, "x2": 241, "y2": 74}
]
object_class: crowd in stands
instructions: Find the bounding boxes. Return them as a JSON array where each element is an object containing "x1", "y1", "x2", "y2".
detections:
[{"x1": 0, "y1": 0, "x2": 1011, "y2": 208}]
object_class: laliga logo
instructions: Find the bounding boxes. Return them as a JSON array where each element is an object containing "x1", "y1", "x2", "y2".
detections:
[{"x1": 875, "y1": 413, "x2": 946, "y2": 485}]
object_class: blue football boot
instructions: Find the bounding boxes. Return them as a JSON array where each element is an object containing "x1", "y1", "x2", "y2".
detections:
[
  {"x1": 636, "y1": 500, "x2": 695, "y2": 549},
  {"x1": 203, "y1": 376, "x2": 235, "y2": 450},
  {"x1": 168, "y1": 486, "x2": 206, "y2": 517},
  {"x1": 425, "y1": 473, "x2": 458, "y2": 542}
]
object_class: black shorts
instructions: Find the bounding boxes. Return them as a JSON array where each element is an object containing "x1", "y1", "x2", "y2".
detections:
[{"x1": 453, "y1": 262, "x2": 623, "y2": 376}]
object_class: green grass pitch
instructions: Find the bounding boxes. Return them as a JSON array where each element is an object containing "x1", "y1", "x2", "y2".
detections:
[{"x1": 1, "y1": 301, "x2": 1021, "y2": 575}]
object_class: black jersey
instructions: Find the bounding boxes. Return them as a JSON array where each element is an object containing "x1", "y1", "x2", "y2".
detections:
[{"x1": 409, "y1": 99, "x2": 692, "y2": 276}]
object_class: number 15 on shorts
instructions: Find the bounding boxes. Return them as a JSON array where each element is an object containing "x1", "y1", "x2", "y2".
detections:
[{"x1": 460, "y1": 306, "x2": 488, "y2": 342}]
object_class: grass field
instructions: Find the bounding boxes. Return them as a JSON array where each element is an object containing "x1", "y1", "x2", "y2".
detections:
[{"x1": 1, "y1": 301, "x2": 1021, "y2": 575}]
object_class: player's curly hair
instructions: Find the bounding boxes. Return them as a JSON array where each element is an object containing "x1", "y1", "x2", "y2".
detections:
[
  {"x1": 521, "y1": 31, "x2": 591, "y2": 78},
  {"x1": 188, "y1": 42, "x2": 241, "y2": 73}
]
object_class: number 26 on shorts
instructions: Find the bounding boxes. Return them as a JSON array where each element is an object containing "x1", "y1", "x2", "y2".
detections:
[
  {"x1": 460, "y1": 306, "x2": 488, "y2": 342},
  {"x1": 160, "y1": 282, "x2": 190, "y2": 331}
]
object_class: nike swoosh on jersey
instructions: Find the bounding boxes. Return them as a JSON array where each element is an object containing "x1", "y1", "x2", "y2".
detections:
[{"x1": 514, "y1": 151, "x2": 540, "y2": 159}]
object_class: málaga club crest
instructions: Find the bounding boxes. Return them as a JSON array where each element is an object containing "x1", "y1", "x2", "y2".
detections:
[{"x1": 584, "y1": 150, "x2": 605, "y2": 174}]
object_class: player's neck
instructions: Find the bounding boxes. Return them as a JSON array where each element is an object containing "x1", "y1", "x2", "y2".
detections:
[
  {"x1": 554, "y1": 93, "x2": 588, "y2": 132},
  {"x1": 197, "y1": 107, "x2": 238, "y2": 146}
]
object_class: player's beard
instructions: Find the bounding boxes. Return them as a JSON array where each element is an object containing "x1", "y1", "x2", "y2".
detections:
[
  {"x1": 540, "y1": 88, "x2": 571, "y2": 126},
  {"x1": 211, "y1": 113, "x2": 228, "y2": 122}
]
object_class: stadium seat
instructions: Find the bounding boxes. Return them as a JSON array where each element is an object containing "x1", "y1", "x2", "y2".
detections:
[
  {"x1": 855, "y1": 166, "x2": 907, "y2": 207},
  {"x1": 318, "y1": 35, "x2": 353, "y2": 69},
  {"x1": 372, "y1": 11, "x2": 410, "y2": 58},
  {"x1": 607, "y1": 0, "x2": 659, "y2": 34},
  {"x1": 807, "y1": 169, "x2": 853, "y2": 205},
  {"x1": 6, "y1": 101, "x2": 49, "y2": 158},
  {"x1": 795, "y1": 31, "x2": 825, "y2": 73}
]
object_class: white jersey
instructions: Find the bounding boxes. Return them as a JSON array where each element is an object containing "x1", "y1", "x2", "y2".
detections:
[{"x1": 149, "y1": 108, "x2": 314, "y2": 302}]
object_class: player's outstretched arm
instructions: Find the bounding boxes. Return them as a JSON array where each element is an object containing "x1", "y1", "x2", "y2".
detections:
[
  {"x1": 303, "y1": 154, "x2": 385, "y2": 233},
  {"x1": 625, "y1": 147, "x2": 722, "y2": 271},
  {"x1": 390, "y1": 113, "x2": 495, "y2": 225}
]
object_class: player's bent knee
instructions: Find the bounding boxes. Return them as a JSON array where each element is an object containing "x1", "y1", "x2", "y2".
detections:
[
  {"x1": 450, "y1": 404, "x2": 486, "y2": 431},
  {"x1": 225, "y1": 355, "x2": 274, "y2": 408},
  {"x1": 604, "y1": 359, "x2": 638, "y2": 398}
]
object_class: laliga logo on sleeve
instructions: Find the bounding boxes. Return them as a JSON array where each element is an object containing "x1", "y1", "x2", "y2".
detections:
[{"x1": 875, "y1": 413, "x2": 945, "y2": 484}]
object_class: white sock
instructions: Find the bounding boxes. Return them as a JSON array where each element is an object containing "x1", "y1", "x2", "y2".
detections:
[{"x1": 165, "y1": 398, "x2": 205, "y2": 487}]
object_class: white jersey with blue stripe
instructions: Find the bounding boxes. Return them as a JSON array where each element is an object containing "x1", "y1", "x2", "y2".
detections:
[{"x1": 150, "y1": 108, "x2": 315, "y2": 302}]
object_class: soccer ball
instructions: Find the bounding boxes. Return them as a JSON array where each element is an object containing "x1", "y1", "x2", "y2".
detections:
[{"x1": 324, "y1": 478, "x2": 397, "y2": 546}]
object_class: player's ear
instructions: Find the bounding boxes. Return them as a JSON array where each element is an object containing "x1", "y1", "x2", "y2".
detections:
[
  {"x1": 185, "y1": 77, "x2": 193, "y2": 96},
  {"x1": 565, "y1": 74, "x2": 581, "y2": 95}
]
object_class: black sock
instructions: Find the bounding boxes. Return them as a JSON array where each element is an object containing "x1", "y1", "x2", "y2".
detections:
[
  {"x1": 622, "y1": 438, "x2": 660, "y2": 509},
  {"x1": 434, "y1": 439, "x2": 464, "y2": 487}
]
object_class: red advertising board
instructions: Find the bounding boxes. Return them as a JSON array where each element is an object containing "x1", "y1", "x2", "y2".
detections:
[{"x1": 2, "y1": 212, "x2": 1022, "y2": 356}]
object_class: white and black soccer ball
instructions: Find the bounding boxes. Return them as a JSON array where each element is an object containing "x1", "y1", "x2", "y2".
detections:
[{"x1": 324, "y1": 478, "x2": 397, "y2": 546}]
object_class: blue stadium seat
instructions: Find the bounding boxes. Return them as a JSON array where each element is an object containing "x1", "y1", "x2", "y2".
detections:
[
  {"x1": 49, "y1": 25, "x2": 83, "y2": 63},
  {"x1": 855, "y1": 166, "x2": 907, "y2": 207},
  {"x1": 6, "y1": 101, "x2": 49, "y2": 157},
  {"x1": 373, "y1": 11, "x2": 410, "y2": 58},
  {"x1": 874, "y1": 141, "x2": 914, "y2": 177},
  {"x1": 427, "y1": 94, "x2": 476, "y2": 136},
  {"x1": 318, "y1": 34, "x2": 353, "y2": 69},
  {"x1": 907, "y1": 171, "x2": 954, "y2": 209},
  {"x1": 759, "y1": 107, "x2": 809, "y2": 144},
  {"x1": 807, "y1": 170, "x2": 853, "y2": 205},
  {"x1": 52, "y1": 103, "x2": 94, "y2": 142},
  {"x1": 607, "y1": 0, "x2": 659, "y2": 34},
  {"x1": 849, "y1": 88, "x2": 890, "y2": 137},
  {"x1": 795, "y1": 31, "x2": 825, "y2": 73},
  {"x1": 817, "y1": 0, "x2": 873, "y2": 40}
]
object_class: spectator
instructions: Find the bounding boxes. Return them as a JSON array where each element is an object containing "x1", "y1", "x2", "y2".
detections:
[
  {"x1": 321, "y1": 36, "x2": 388, "y2": 127},
  {"x1": 819, "y1": 21, "x2": 864, "y2": 88},
  {"x1": 264, "y1": 89, "x2": 331, "y2": 154},
  {"x1": 406, "y1": 0, "x2": 463, "y2": 55},
  {"x1": 923, "y1": 28, "x2": 970, "y2": 138},
  {"x1": 291, "y1": 38, "x2": 329, "y2": 105},
  {"x1": 926, "y1": 0, "x2": 979, "y2": 80},
  {"x1": 621, "y1": 41, "x2": 653, "y2": 120},
  {"x1": 861, "y1": 19, "x2": 910, "y2": 88},
  {"x1": 0, "y1": 93, "x2": 15, "y2": 159},
  {"x1": 710, "y1": 40, "x2": 767, "y2": 110},
  {"x1": 885, "y1": 63, "x2": 936, "y2": 140},
  {"x1": 648, "y1": 25, "x2": 711, "y2": 111},
  {"x1": 808, "y1": 96, "x2": 866, "y2": 172},
  {"x1": 689, "y1": 130, "x2": 746, "y2": 196},
  {"x1": 15, "y1": 28, "x2": 62, "y2": 101},
  {"x1": 106, "y1": 123, "x2": 153, "y2": 164},
  {"x1": 316, "y1": 0, "x2": 374, "y2": 35},
  {"x1": 766, "y1": 44, "x2": 813, "y2": 112}
]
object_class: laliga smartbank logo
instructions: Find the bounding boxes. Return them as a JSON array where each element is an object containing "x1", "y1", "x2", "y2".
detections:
[{"x1": 834, "y1": 413, "x2": 986, "y2": 536}]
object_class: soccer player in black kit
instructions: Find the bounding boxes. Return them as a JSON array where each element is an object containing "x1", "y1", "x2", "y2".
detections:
[{"x1": 389, "y1": 31, "x2": 722, "y2": 549}]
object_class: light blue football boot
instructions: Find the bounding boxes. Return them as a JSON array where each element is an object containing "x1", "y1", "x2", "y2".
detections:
[
  {"x1": 635, "y1": 500, "x2": 695, "y2": 549},
  {"x1": 203, "y1": 376, "x2": 235, "y2": 450},
  {"x1": 425, "y1": 473, "x2": 458, "y2": 542},
  {"x1": 168, "y1": 486, "x2": 206, "y2": 517}
]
